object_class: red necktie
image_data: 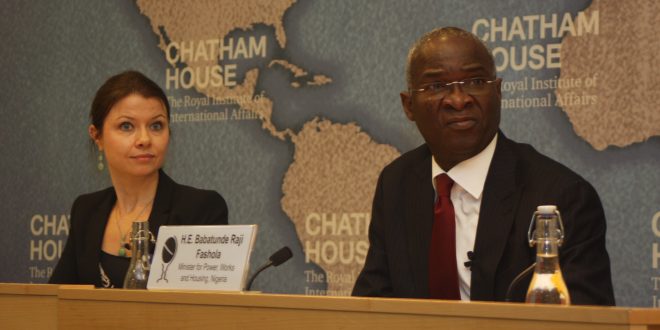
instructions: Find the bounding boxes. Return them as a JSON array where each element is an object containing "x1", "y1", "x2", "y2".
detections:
[{"x1": 429, "y1": 174, "x2": 460, "y2": 300}]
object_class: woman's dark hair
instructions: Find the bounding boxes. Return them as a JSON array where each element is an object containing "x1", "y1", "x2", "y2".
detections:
[{"x1": 90, "y1": 70, "x2": 170, "y2": 136}]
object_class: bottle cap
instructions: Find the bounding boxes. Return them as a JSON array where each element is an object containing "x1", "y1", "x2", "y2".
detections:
[{"x1": 537, "y1": 205, "x2": 557, "y2": 214}]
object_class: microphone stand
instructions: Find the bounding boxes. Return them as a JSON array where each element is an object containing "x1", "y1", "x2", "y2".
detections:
[
  {"x1": 245, "y1": 247, "x2": 293, "y2": 291},
  {"x1": 504, "y1": 262, "x2": 536, "y2": 302},
  {"x1": 245, "y1": 261, "x2": 273, "y2": 291}
]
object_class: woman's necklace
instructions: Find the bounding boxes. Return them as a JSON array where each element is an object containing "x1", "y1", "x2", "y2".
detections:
[{"x1": 115, "y1": 200, "x2": 153, "y2": 257}]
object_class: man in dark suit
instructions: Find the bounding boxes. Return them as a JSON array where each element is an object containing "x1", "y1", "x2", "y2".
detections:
[{"x1": 352, "y1": 27, "x2": 615, "y2": 305}]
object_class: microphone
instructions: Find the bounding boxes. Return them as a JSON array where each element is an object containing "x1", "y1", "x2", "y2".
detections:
[
  {"x1": 504, "y1": 262, "x2": 536, "y2": 302},
  {"x1": 245, "y1": 247, "x2": 293, "y2": 291},
  {"x1": 464, "y1": 251, "x2": 475, "y2": 269}
]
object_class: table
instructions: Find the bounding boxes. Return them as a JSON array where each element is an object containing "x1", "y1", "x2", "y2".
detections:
[{"x1": 2, "y1": 283, "x2": 659, "y2": 329}]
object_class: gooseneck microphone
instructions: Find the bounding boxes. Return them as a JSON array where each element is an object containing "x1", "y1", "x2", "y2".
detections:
[
  {"x1": 504, "y1": 262, "x2": 536, "y2": 302},
  {"x1": 245, "y1": 246, "x2": 293, "y2": 291}
]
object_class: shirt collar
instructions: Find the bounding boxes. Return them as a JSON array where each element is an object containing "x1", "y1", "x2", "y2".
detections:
[{"x1": 432, "y1": 133, "x2": 498, "y2": 199}]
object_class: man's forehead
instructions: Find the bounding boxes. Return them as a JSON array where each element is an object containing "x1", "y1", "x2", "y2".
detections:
[
  {"x1": 419, "y1": 62, "x2": 489, "y2": 74},
  {"x1": 413, "y1": 37, "x2": 492, "y2": 76},
  {"x1": 422, "y1": 35, "x2": 487, "y2": 59}
]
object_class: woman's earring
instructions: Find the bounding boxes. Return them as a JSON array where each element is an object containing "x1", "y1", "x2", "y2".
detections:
[{"x1": 97, "y1": 151, "x2": 104, "y2": 171}]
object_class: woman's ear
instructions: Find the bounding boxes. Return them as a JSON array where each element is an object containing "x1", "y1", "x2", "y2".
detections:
[{"x1": 89, "y1": 125, "x2": 102, "y2": 150}]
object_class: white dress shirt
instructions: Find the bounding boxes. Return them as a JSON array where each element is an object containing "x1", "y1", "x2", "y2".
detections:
[{"x1": 431, "y1": 134, "x2": 497, "y2": 301}]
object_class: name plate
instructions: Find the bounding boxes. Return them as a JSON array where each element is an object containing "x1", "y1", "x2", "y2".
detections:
[{"x1": 147, "y1": 225, "x2": 257, "y2": 291}]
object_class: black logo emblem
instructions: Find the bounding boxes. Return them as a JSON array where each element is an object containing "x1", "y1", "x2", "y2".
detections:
[{"x1": 157, "y1": 236, "x2": 177, "y2": 283}]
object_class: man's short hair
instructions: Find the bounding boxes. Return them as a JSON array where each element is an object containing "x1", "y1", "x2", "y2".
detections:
[{"x1": 405, "y1": 27, "x2": 495, "y2": 89}]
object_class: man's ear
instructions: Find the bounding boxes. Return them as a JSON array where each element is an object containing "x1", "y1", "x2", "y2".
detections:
[
  {"x1": 88, "y1": 125, "x2": 102, "y2": 150},
  {"x1": 400, "y1": 91, "x2": 415, "y2": 121}
]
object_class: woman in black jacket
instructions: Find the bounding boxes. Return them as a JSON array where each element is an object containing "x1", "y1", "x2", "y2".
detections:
[{"x1": 49, "y1": 70, "x2": 228, "y2": 287}]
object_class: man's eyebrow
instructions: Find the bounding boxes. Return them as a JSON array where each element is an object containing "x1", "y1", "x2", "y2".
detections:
[{"x1": 420, "y1": 69, "x2": 447, "y2": 78}]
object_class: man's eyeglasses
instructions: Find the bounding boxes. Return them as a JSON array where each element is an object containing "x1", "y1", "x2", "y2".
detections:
[{"x1": 411, "y1": 77, "x2": 498, "y2": 97}]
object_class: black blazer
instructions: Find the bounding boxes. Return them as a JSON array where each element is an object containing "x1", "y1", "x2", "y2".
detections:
[
  {"x1": 352, "y1": 133, "x2": 615, "y2": 305},
  {"x1": 49, "y1": 170, "x2": 228, "y2": 286}
]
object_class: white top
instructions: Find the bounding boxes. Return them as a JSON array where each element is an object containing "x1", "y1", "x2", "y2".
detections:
[
  {"x1": 537, "y1": 205, "x2": 557, "y2": 214},
  {"x1": 431, "y1": 134, "x2": 498, "y2": 301}
]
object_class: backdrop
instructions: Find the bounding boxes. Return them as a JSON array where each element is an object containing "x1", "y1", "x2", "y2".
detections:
[{"x1": 1, "y1": 0, "x2": 658, "y2": 307}]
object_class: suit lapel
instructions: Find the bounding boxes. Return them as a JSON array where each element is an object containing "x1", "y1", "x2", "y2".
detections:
[
  {"x1": 148, "y1": 170, "x2": 175, "y2": 238},
  {"x1": 404, "y1": 145, "x2": 435, "y2": 297},
  {"x1": 470, "y1": 133, "x2": 522, "y2": 300},
  {"x1": 84, "y1": 189, "x2": 115, "y2": 286}
]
